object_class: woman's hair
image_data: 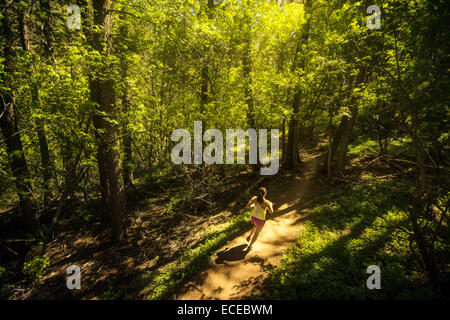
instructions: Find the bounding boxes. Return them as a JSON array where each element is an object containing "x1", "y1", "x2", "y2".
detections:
[{"x1": 257, "y1": 187, "x2": 267, "y2": 203}]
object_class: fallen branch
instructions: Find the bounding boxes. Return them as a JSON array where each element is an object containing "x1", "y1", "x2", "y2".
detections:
[{"x1": 361, "y1": 155, "x2": 383, "y2": 168}]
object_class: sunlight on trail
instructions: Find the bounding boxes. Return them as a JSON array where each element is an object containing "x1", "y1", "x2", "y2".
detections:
[{"x1": 177, "y1": 151, "x2": 321, "y2": 300}]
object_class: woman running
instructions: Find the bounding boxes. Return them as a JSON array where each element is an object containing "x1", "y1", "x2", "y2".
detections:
[{"x1": 245, "y1": 187, "x2": 274, "y2": 251}]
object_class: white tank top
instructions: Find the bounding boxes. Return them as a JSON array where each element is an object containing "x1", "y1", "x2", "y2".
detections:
[{"x1": 252, "y1": 202, "x2": 267, "y2": 221}]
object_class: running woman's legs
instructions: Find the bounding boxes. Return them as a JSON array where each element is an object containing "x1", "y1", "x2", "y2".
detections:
[{"x1": 248, "y1": 225, "x2": 263, "y2": 250}]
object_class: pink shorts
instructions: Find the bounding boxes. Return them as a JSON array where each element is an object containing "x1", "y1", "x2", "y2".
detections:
[{"x1": 251, "y1": 216, "x2": 265, "y2": 227}]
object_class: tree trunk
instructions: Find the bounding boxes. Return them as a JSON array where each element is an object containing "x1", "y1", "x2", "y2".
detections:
[
  {"x1": 327, "y1": 108, "x2": 333, "y2": 180},
  {"x1": 377, "y1": 125, "x2": 384, "y2": 155},
  {"x1": 0, "y1": 98, "x2": 41, "y2": 234},
  {"x1": 242, "y1": 8, "x2": 259, "y2": 172},
  {"x1": 283, "y1": 0, "x2": 312, "y2": 170},
  {"x1": 37, "y1": 0, "x2": 54, "y2": 206},
  {"x1": 322, "y1": 114, "x2": 347, "y2": 174},
  {"x1": 330, "y1": 116, "x2": 348, "y2": 159},
  {"x1": 200, "y1": 63, "x2": 208, "y2": 115},
  {"x1": 199, "y1": 0, "x2": 215, "y2": 117},
  {"x1": 93, "y1": 127, "x2": 109, "y2": 216},
  {"x1": 119, "y1": 14, "x2": 133, "y2": 188},
  {"x1": 36, "y1": 115, "x2": 52, "y2": 206},
  {"x1": 281, "y1": 117, "x2": 286, "y2": 162},
  {"x1": 0, "y1": 1, "x2": 40, "y2": 234},
  {"x1": 89, "y1": 0, "x2": 127, "y2": 242},
  {"x1": 335, "y1": 63, "x2": 368, "y2": 177},
  {"x1": 40, "y1": 0, "x2": 53, "y2": 58},
  {"x1": 284, "y1": 90, "x2": 301, "y2": 170},
  {"x1": 410, "y1": 200, "x2": 440, "y2": 287},
  {"x1": 21, "y1": 5, "x2": 54, "y2": 207},
  {"x1": 336, "y1": 110, "x2": 357, "y2": 176},
  {"x1": 122, "y1": 125, "x2": 133, "y2": 187}
]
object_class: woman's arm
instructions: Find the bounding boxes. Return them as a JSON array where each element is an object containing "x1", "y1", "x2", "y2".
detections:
[
  {"x1": 266, "y1": 200, "x2": 274, "y2": 215},
  {"x1": 246, "y1": 196, "x2": 257, "y2": 209}
]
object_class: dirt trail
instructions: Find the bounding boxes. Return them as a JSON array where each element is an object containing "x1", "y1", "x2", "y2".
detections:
[{"x1": 177, "y1": 150, "x2": 322, "y2": 300}]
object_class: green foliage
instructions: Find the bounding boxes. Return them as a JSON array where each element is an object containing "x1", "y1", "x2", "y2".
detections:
[
  {"x1": 260, "y1": 178, "x2": 442, "y2": 300},
  {"x1": 22, "y1": 255, "x2": 50, "y2": 280},
  {"x1": 348, "y1": 135, "x2": 379, "y2": 157},
  {"x1": 0, "y1": 266, "x2": 10, "y2": 299},
  {"x1": 74, "y1": 206, "x2": 95, "y2": 226},
  {"x1": 0, "y1": 0, "x2": 448, "y2": 300},
  {"x1": 103, "y1": 283, "x2": 125, "y2": 300},
  {"x1": 165, "y1": 196, "x2": 182, "y2": 214}
]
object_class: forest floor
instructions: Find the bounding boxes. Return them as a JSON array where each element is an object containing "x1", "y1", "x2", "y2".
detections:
[
  {"x1": 176, "y1": 149, "x2": 322, "y2": 299},
  {"x1": 4, "y1": 145, "x2": 322, "y2": 300},
  {"x1": 3, "y1": 137, "x2": 446, "y2": 300},
  {"x1": 4, "y1": 176, "x2": 253, "y2": 299}
]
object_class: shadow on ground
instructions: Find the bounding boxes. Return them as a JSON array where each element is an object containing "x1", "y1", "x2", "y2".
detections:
[{"x1": 215, "y1": 244, "x2": 249, "y2": 264}]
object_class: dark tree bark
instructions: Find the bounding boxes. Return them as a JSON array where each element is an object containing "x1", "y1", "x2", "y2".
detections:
[
  {"x1": 118, "y1": 13, "x2": 133, "y2": 188},
  {"x1": 410, "y1": 199, "x2": 441, "y2": 287},
  {"x1": 335, "y1": 64, "x2": 368, "y2": 177},
  {"x1": 283, "y1": 0, "x2": 312, "y2": 170},
  {"x1": 242, "y1": 5, "x2": 259, "y2": 172},
  {"x1": 199, "y1": 0, "x2": 215, "y2": 116},
  {"x1": 40, "y1": 0, "x2": 53, "y2": 58},
  {"x1": 21, "y1": 3, "x2": 54, "y2": 206},
  {"x1": 284, "y1": 89, "x2": 302, "y2": 170},
  {"x1": 37, "y1": 0, "x2": 54, "y2": 206},
  {"x1": 35, "y1": 93, "x2": 52, "y2": 206},
  {"x1": 200, "y1": 62, "x2": 208, "y2": 114},
  {"x1": 281, "y1": 117, "x2": 286, "y2": 162},
  {"x1": 335, "y1": 110, "x2": 357, "y2": 176},
  {"x1": 243, "y1": 35, "x2": 255, "y2": 129},
  {"x1": 327, "y1": 116, "x2": 347, "y2": 162},
  {"x1": 89, "y1": 0, "x2": 127, "y2": 242},
  {"x1": 122, "y1": 101, "x2": 133, "y2": 188},
  {"x1": 0, "y1": 1, "x2": 40, "y2": 233}
]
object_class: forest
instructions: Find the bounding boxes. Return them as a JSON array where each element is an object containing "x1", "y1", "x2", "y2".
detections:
[{"x1": 0, "y1": 0, "x2": 449, "y2": 300}]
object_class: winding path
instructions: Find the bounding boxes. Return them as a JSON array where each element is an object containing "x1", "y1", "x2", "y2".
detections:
[{"x1": 177, "y1": 150, "x2": 322, "y2": 299}]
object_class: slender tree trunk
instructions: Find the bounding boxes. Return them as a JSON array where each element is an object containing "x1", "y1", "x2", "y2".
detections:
[
  {"x1": 285, "y1": 90, "x2": 301, "y2": 170},
  {"x1": 36, "y1": 115, "x2": 52, "y2": 206},
  {"x1": 122, "y1": 125, "x2": 133, "y2": 187},
  {"x1": 281, "y1": 117, "x2": 286, "y2": 162},
  {"x1": 21, "y1": 7, "x2": 53, "y2": 206},
  {"x1": 411, "y1": 107, "x2": 427, "y2": 190},
  {"x1": 336, "y1": 110, "x2": 357, "y2": 176},
  {"x1": 200, "y1": 63, "x2": 208, "y2": 114},
  {"x1": 20, "y1": 0, "x2": 55, "y2": 207},
  {"x1": 284, "y1": 0, "x2": 312, "y2": 170},
  {"x1": 199, "y1": 0, "x2": 215, "y2": 117},
  {"x1": 410, "y1": 200, "x2": 440, "y2": 287},
  {"x1": 377, "y1": 125, "x2": 384, "y2": 155},
  {"x1": 37, "y1": 0, "x2": 54, "y2": 206},
  {"x1": 119, "y1": 15, "x2": 133, "y2": 188},
  {"x1": 40, "y1": 0, "x2": 53, "y2": 58},
  {"x1": 242, "y1": 8, "x2": 259, "y2": 172},
  {"x1": 383, "y1": 136, "x2": 388, "y2": 154},
  {"x1": 327, "y1": 107, "x2": 333, "y2": 180}
]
